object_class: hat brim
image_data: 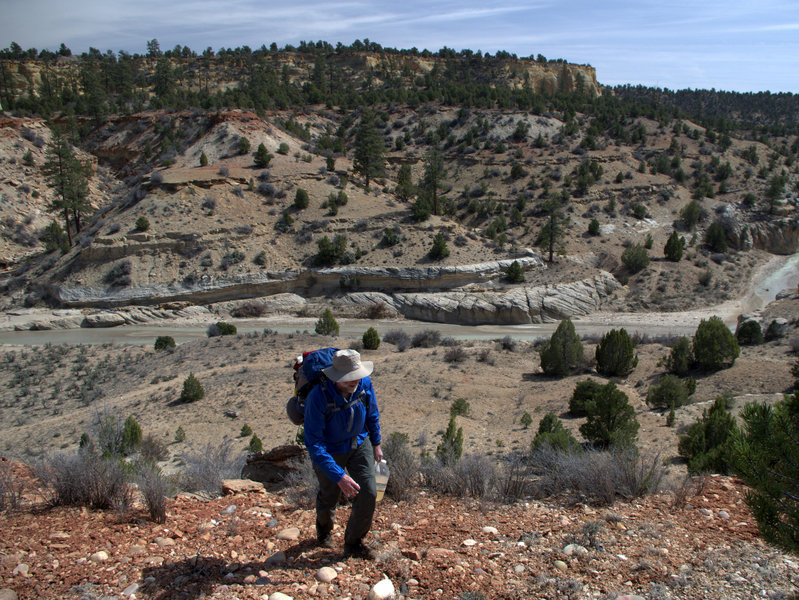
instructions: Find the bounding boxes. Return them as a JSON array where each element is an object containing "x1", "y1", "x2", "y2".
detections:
[{"x1": 323, "y1": 361, "x2": 374, "y2": 382}]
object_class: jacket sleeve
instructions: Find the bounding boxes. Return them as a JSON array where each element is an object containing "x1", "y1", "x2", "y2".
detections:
[
  {"x1": 364, "y1": 378, "x2": 381, "y2": 447},
  {"x1": 303, "y1": 386, "x2": 345, "y2": 483}
]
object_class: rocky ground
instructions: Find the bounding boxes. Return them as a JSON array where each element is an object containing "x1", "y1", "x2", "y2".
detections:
[{"x1": 1, "y1": 463, "x2": 798, "y2": 600}]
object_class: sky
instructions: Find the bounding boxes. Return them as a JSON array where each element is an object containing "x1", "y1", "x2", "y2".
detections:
[{"x1": 2, "y1": 0, "x2": 798, "y2": 93}]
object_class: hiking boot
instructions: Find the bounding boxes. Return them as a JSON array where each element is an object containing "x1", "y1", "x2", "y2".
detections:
[
  {"x1": 317, "y1": 535, "x2": 335, "y2": 549},
  {"x1": 343, "y1": 541, "x2": 375, "y2": 560}
]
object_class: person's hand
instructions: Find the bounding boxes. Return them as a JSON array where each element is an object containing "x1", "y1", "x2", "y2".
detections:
[
  {"x1": 373, "y1": 444, "x2": 383, "y2": 463},
  {"x1": 337, "y1": 474, "x2": 360, "y2": 499}
]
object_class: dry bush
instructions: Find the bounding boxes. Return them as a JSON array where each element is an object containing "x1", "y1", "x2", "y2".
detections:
[
  {"x1": 139, "y1": 434, "x2": 169, "y2": 463},
  {"x1": 231, "y1": 301, "x2": 268, "y2": 318},
  {"x1": 382, "y1": 433, "x2": 419, "y2": 502},
  {"x1": 420, "y1": 454, "x2": 495, "y2": 499},
  {"x1": 362, "y1": 301, "x2": 397, "y2": 320},
  {"x1": 36, "y1": 451, "x2": 133, "y2": 511},
  {"x1": 444, "y1": 346, "x2": 467, "y2": 363},
  {"x1": 137, "y1": 464, "x2": 171, "y2": 523},
  {"x1": 178, "y1": 439, "x2": 246, "y2": 498},
  {"x1": 282, "y1": 456, "x2": 318, "y2": 509},
  {"x1": 530, "y1": 446, "x2": 664, "y2": 505},
  {"x1": 494, "y1": 455, "x2": 531, "y2": 501},
  {"x1": 0, "y1": 461, "x2": 24, "y2": 511},
  {"x1": 383, "y1": 329, "x2": 410, "y2": 352},
  {"x1": 411, "y1": 329, "x2": 442, "y2": 348},
  {"x1": 669, "y1": 473, "x2": 709, "y2": 509}
]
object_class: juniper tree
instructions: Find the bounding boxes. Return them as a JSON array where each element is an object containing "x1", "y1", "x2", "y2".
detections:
[
  {"x1": 692, "y1": 316, "x2": 739, "y2": 371},
  {"x1": 539, "y1": 318, "x2": 583, "y2": 377},
  {"x1": 580, "y1": 382, "x2": 639, "y2": 448},
  {"x1": 536, "y1": 197, "x2": 567, "y2": 263},
  {"x1": 595, "y1": 328, "x2": 637, "y2": 377},
  {"x1": 352, "y1": 109, "x2": 385, "y2": 189}
]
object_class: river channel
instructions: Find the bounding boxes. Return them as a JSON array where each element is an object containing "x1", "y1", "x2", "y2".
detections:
[{"x1": 1, "y1": 253, "x2": 797, "y2": 347}]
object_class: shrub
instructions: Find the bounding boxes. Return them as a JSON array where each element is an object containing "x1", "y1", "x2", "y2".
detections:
[
  {"x1": 504, "y1": 260, "x2": 525, "y2": 283},
  {"x1": 680, "y1": 200, "x2": 701, "y2": 229},
  {"x1": 174, "y1": 427, "x2": 186, "y2": 443},
  {"x1": 539, "y1": 318, "x2": 584, "y2": 377},
  {"x1": 383, "y1": 329, "x2": 410, "y2": 351},
  {"x1": 315, "y1": 234, "x2": 347, "y2": 266},
  {"x1": 207, "y1": 321, "x2": 237, "y2": 337},
  {"x1": 732, "y1": 391, "x2": 799, "y2": 553},
  {"x1": 420, "y1": 453, "x2": 494, "y2": 499},
  {"x1": 666, "y1": 336, "x2": 693, "y2": 375},
  {"x1": 692, "y1": 316, "x2": 739, "y2": 371},
  {"x1": 646, "y1": 374, "x2": 692, "y2": 410},
  {"x1": 380, "y1": 227, "x2": 401, "y2": 247},
  {"x1": 530, "y1": 446, "x2": 663, "y2": 505},
  {"x1": 532, "y1": 412, "x2": 580, "y2": 452},
  {"x1": 253, "y1": 143, "x2": 272, "y2": 168},
  {"x1": 180, "y1": 373, "x2": 204, "y2": 403},
  {"x1": 315, "y1": 308, "x2": 339, "y2": 336},
  {"x1": 382, "y1": 432, "x2": 419, "y2": 502},
  {"x1": 621, "y1": 243, "x2": 649, "y2": 273},
  {"x1": 240, "y1": 424, "x2": 253, "y2": 437},
  {"x1": 579, "y1": 382, "x2": 639, "y2": 448},
  {"x1": 36, "y1": 451, "x2": 133, "y2": 510},
  {"x1": 436, "y1": 416, "x2": 463, "y2": 464},
  {"x1": 664, "y1": 231, "x2": 684, "y2": 262},
  {"x1": 595, "y1": 328, "x2": 638, "y2": 377},
  {"x1": 588, "y1": 218, "x2": 600, "y2": 236},
  {"x1": 277, "y1": 142, "x2": 289, "y2": 155},
  {"x1": 121, "y1": 416, "x2": 143, "y2": 455},
  {"x1": 104, "y1": 260, "x2": 132, "y2": 287},
  {"x1": 736, "y1": 320, "x2": 764, "y2": 345},
  {"x1": 199, "y1": 151, "x2": 208, "y2": 166},
  {"x1": 249, "y1": 434, "x2": 263, "y2": 452},
  {"x1": 450, "y1": 398, "x2": 471, "y2": 418},
  {"x1": 135, "y1": 216, "x2": 150, "y2": 232},
  {"x1": 154, "y1": 336, "x2": 176, "y2": 351},
  {"x1": 362, "y1": 327, "x2": 380, "y2": 350},
  {"x1": 411, "y1": 329, "x2": 441, "y2": 348},
  {"x1": 137, "y1": 464, "x2": 170, "y2": 523},
  {"x1": 139, "y1": 435, "x2": 169, "y2": 462},
  {"x1": 237, "y1": 136, "x2": 251, "y2": 155},
  {"x1": 678, "y1": 395, "x2": 737, "y2": 473},
  {"x1": 520, "y1": 412, "x2": 533, "y2": 428},
  {"x1": 294, "y1": 188, "x2": 310, "y2": 209},
  {"x1": 178, "y1": 439, "x2": 246, "y2": 497},
  {"x1": 444, "y1": 346, "x2": 467, "y2": 363},
  {"x1": 0, "y1": 461, "x2": 24, "y2": 511},
  {"x1": 569, "y1": 379, "x2": 604, "y2": 416},
  {"x1": 428, "y1": 232, "x2": 450, "y2": 260},
  {"x1": 704, "y1": 222, "x2": 728, "y2": 252}
]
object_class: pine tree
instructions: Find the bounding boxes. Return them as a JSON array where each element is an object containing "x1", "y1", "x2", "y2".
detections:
[
  {"x1": 253, "y1": 143, "x2": 272, "y2": 168},
  {"x1": 580, "y1": 382, "x2": 639, "y2": 448},
  {"x1": 419, "y1": 149, "x2": 445, "y2": 215},
  {"x1": 664, "y1": 230, "x2": 684, "y2": 262},
  {"x1": 732, "y1": 391, "x2": 799, "y2": 553},
  {"x1": 436, "y1": 415, "x2": 463, "y2": 464},
  {"x1": 41, "y1": 130, "x2": 91, "y2": 246},
  {"x1": 536, "y1": 197, "x2": 567, "y2": 262},
  {"x1": 595, "y1": 328, "x2": 638, "y2": 377},
  {"x1": 352, "y1": 109, "x2": 385, "y2": 189},
  {"x1": 315, "y1": 308, "x2": 340, "y2": 336},
  {"x1": 395, "y1": 164, "x2": 414, "y2": 201},
  {"x1": 692, "y1": 316, "x2": 740, "y2": 371}
]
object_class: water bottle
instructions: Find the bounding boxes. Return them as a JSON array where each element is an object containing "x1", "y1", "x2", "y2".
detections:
[{"x1": 375, "y1": 459, "x2": 390, "y2": 501}]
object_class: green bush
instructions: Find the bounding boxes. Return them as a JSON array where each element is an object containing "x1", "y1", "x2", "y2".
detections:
[
  {"x1": 450, "y1": 398, "x2": 471, "y2": 418},
  {"x1": 539, "y1": 318, "x2": 584, "y2": 377},
  {"x1": 532, "y1": 412, "x2": 581, "y2": 452},
  {"x1": 428, "y1": 232, "x2": 450, "y2": 260},
  {"x1": 666, "y1": 336, "x2": 693, "y2": 375},
  {"x1": 588, "y1": 218, "x2": 600, "y2": 236},
  {"x1": 579, "y1": 382, "x2": 639, "y2": 448},
  {"x1": 315, "y1": 234, "x2": 347, "y2": 266},
  {"x1": 208, "y1": 321, "x2": 237, "y2": 337},
  {"x1": 121, "y1": 416, "x2": 143, "y2": 455},
  {"x1": 736, "y1": 320, "x2": 764, "y2": 345},
  {"x1": 240, "y1": 424, "x2": 253, "y2": 437},
  {"x1": 249, "y1": 434, "x2": 263, "y2": 452},
  {"x1": 180, "y1": 373, "x2": 204, "y2": 403},
  {"x1": 595, "y1": 328, "x2": 638, "y2": 377},
  {"x1": 569, "y1": 379, "x2": 604, "y2": 416},
  {"x1": 362, "y1": 327, "x2": 380, "y2": 350},
  {"x1": 436, "y1": 415, "x2": 463, "y2": 464},
  {"x1": 174, "y1": 427, "x2": 185, "y2": 443},
  {"x1": 199, "y1": 151, "x2": 208, "y2": 166},
  {"x1": 135, "y1": 216, "x2": 150, "y2": 232},
  {"x1": 381, "y1": 431, "x2": 419, "y2": 502},
  {"x1": 253, "y1": 143, "x2": 272, "y2": 168},
  {"x1": 732, "y1": 391, "x2": 799, "y2": 554},
  {"x1": 154, "y1": 335, "x2": 176, "y2": 351},
  {"x1": 315, "y1": 308, "x2": 339, "y2": 336},
  {"x1": 504, "y1": 260, "x2": 525, "y2": 283},
  {"x1": 692, "y1": 316, "x2": 739, "y2": 371},
  {"x1": 520, "y1": 412, "x2": 533, "y2": 428},
  {"x1": 645, "y1": 374, "x2": 692, "y2": 410},
  {"x1": 678, "y1": 395, "x2": 737, "y2": 473},
  {"x1": 664, "y1": 231, "x2": 684, "y2": 262},
  {"x1": 704, "y1": 222, "x2": 728, "y2": 252},
  {"x1": 621, "y1": 244, "x2": 649, "y2": 273},
  {"x1": 294, "y1": 188, "x2": 310, "y2": 209},
  {"x1": 237, "y1": 136, "x2": 251, "y2": 155},
  {"x1": 277, "y1": 142, "x2": 290, "y2": 155}
]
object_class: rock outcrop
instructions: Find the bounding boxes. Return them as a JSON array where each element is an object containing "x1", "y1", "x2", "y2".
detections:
[{"x1": 716, "y1": 204, "x2": 799, "y2": 254}]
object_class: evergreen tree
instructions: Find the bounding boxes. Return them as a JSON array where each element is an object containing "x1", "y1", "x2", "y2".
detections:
[
  {"x1": 704, "y1": 222, "x2": 728, "y2": 253},
  {"x1": 532, "y1": 412, "x2": 580, "y2": 452},
  {"x1": 180, "y1": 373, "x2": 205, "y2": 403},
  {"x1": 253, "y1": 143, "x2": 273, "y2": 168},
  {"x1": 436, "y1": 415, "x2": 463, "y2": 464},
  {"x1": 428, "y1": 232, "x2": 450, "y2": 260},
  {"x1": 539, "y1": 318, "x2": 584, "y2": 377},
  {"x1": 664, "y1": 230, "x2": 684, "y2": 262},
  {"x1": 732, "y1": 391, "x2": 799, "y2": 553},
  {"x1": 419, "y1": 149, "x2": 445, "y2": 215},
  {"x1": 352, "y1": 109, "x2": 385, "y2": 189},
  {"x1": 579, "y1": 382, "x2": 639, "y2": 448},
  {"x1": 678, "y1": 395, "x2": 737, "y2": 473},
  {"x1": 536, "y1": 197, "x2": 566, "y2": 263},
  {"x1": 41, "y1": 130, "x2": 91, "y2": 246},
  {"x1": 199, "y1": 151, "x2": 208, "y2": 166},
  {"x1": 315, "y1": 308, "x2": 340, "y2": 336},
  {"x1": 595, "y1": 328, "x2": 638, "y2": 377},
  {"x1": 395, "y1": 164, "x2": 414, "y2": 201},
  {"x1": 692, "y1": 316, "x2": 739, "y2": 371}
]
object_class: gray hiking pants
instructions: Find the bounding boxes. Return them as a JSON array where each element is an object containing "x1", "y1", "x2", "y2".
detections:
[{"x1": 313, "y1": 437, "x2": 376, "y2": 546}]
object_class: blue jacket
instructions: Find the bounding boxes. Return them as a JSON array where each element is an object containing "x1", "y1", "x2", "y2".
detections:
[{"x1": 303, "y1": 376, "x2": 381, "y2": 483}]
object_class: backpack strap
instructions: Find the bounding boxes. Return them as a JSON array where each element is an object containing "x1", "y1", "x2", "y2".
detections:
[{"x1": 318, "y1": 376, "x2": 368, "y2": 423}]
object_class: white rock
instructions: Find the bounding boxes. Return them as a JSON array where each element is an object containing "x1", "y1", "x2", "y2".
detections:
[
  {"x1": 718, "y1": 510, "x2": 730, "y2": 520},
  {"x1": 122, "y1": 583, "x2": 139, "y2": 597},
  {"x1": 276, "y1": 527, "x2": 300, "y2": 541},
  {"x1": 315, "y1": 566, "x2": 337, "y2": 583},
  {"x1": 12, "y1": 564, "x2": 29, "y2": 576},
  {"x1": 482, "y1": 526, "x2": 499, "y2": 535},
  {"x1": 90, "y1": 551, "x2": 109, "y2": 562},
  {"x1": 367, "y1": 578, "x2": 396, "y2": 600},
  {"x1": 553, "y1": 560, "x2": 568, "y2": 572},
  {"x1": 268, "y1": 593, "x2": 294, "y2": 600},
  {"x1": 462, "y1": 539, "x2": 477, "y2": 546}
]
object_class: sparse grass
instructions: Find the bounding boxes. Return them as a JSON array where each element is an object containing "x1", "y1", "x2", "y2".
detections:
[
  {"x1": 0, "y1": 461, "x2": 24, "y2": 511},
  {"x1": 178, "y1": 439, "x2": 246, "y2": 498},
  {"x1": 137, "y1": 464, "x2": 171, "y2": 523}
]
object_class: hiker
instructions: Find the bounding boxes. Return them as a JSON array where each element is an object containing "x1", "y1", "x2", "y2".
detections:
[{"x1": 303, "y1": 349, "x2": 382, "y2": 558}]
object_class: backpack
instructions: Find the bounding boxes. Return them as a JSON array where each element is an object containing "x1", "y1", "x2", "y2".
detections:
[{"x1": 286, "y1": 347, "x2": 368, "y2": 426}]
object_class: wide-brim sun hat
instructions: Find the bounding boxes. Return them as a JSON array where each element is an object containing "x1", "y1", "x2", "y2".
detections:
[{"x1": 323, "y1": 349, "x2": 374, "y2": 382}]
